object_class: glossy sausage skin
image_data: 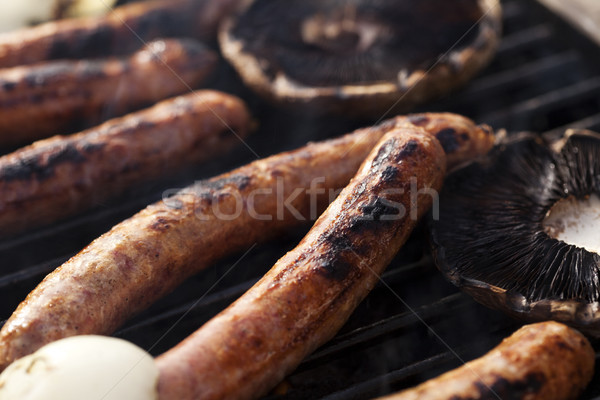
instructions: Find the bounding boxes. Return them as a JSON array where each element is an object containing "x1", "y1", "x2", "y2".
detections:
[
  {"x1": 156, "y1": 127, "x2": 447, "y2": 400},
  {"x1": 0, "y1": 38, "x2": 217, "y2": 145},
  {"x1": 0, "y1": 90, "x2": 251, "y2": 237},
  {"x1": 0, "y1": 0, "x2": 240, "y2": 68},
  {"x1": 378, "y1": 321, "x2": 594, "y2": 400},
  {"x1": 0, "y1": 113, "x2": 493, "y2": 371}
]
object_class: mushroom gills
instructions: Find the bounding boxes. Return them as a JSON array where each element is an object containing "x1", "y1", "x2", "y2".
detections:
[
  {"x1": 430, "y1": 130, "x2": 600, "y2": 334},
  {"x1": 227, "y1": 0, "x2": 489, "y2": 87},
  {"x1": 219, "y1": 0, "x2": 502, "y2": 115}
]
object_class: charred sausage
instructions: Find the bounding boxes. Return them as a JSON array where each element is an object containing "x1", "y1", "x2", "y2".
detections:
[
  {"x1": 0, "y1": 38, "x2": 217, "y2": 145},
  {"x1": 0, "y1": 0, "x2": 240, "y2": 68},
  {"x1": 155, "y1": 126, "x2": 447, "y2": 399},
  {"x1": 377, "y1": 321, "x2": 594, "y2": 400},
  {"x1": 0, "y1": 113, "x2": 494, "y2": 371},
  {"x1": 0, "y1": 89, "x2": 251, "y2": 237}
]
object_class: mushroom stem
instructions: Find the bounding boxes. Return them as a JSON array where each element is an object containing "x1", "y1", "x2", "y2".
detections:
[
  {"x1": 300, "y1": 6, "x2": 389, "y2": 54},
  {"x1": 543, "y1": 194, "x2": 600, "y2": 254}
]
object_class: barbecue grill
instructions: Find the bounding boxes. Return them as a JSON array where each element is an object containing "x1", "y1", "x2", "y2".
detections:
[{"x1": 2, "y1": 0, "x2": 600, "y2": 398}]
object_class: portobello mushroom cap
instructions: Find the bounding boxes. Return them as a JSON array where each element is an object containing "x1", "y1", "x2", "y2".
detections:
[
  {"x1": 430, "y1": 130, "x2": 600, "y2": 336},
  {"x1": 218, "y1": 0, "x2": 502, "y2": 117}
]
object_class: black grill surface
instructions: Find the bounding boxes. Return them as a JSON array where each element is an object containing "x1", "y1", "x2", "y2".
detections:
[{"x1": 2, "y1": 0, "x2": 600, "y2": 398}]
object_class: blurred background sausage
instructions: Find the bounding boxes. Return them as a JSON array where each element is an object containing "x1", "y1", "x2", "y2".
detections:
[
  {"x1": 0, "y1": 0, "x2": 241, "y2": 68},
  {"x1": 0, "y1": 38, "x2": 217, "y2": 146},
  {"x1": 0, "y1": 89, "x2": 251, "y2": 236}
]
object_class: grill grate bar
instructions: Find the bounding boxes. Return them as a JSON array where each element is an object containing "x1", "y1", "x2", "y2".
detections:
[
  {"x1": 300, "y1": 293, "x2": 468, "y2": 369},
  {"x1": 430, "y1": 51, "x2": 584, "y2": 116},
  {"x1": 479, "y1": 76, "x2": 600, "y2": 130},
  {"x1": 494, "y1": 24, "x2": 553, "y2": 57},
  {"x1": 316, "y1": 352, "x2": 457, "y2": 400},
  {"x1": 0, "y1": 197, "x2": 151, "y2": 258},
  {"x1": 0, "y1": 256, "x2": 66, "y2": 288},
  {"x1": 543, "y1": 112, "x2": 600, "y2": 138},
  {"x1": 460, "y1": 51, "x2": 581, "y2": 97},
  {"x1": 115, "y1": 279, "x2": 256, "y2": 338},
  {"x1": 116, "y1": 255, "x2": 433, "y2": 341}
]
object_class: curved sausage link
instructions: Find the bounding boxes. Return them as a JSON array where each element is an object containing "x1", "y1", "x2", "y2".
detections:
[
  {"x1": 0, "y1": 38, "x2": 217, "y2": 145},
  {"x1": 0, "y1": 89, "x2": 250, "y2": 237},
  {"x1": 155, "y1": 126, "x2": 447, "y2": 400},
  {"x1": 377, "y1": 321, "x2": 594, "y2": 400},
  {"x1": 0, "y1": 0, "x2": 240, "y2": 68},
  {"x1": 0, "y1": 113, "x2": 493, "y2": 371}
]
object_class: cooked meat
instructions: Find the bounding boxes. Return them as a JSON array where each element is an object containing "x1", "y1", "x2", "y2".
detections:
[
  {"x1": 0, "y1": 113, "x2": 494, "y2": 371},
  {"x1": 0, "y1": 38, "x2": 217, "y2": 145},
  {"x1": 155, "y1": 126, "x2": 447, "y2": 400},
  {"x1": 377, "y1": 321, "x2": 594, "y2": 400},
  {"x1": 0, "y1": 0, "x2": 240, "y2": 68},
  {"x1": 0, "y1": 89, "x2": 251, "y2": 236}
]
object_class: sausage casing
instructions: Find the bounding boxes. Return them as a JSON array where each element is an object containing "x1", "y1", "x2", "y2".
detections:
[
  {"x1": 0, "y1": 38, "x2": 217, "y2": 145},
  {"x1": 155, "y1": 126, "x2": 447, "y2": 400},
  {"x1": 0, "y1": 89, "x2": 251, "y2": 236},
  {"x1": 0, "y1": 0, "x2": 240, "y2": 68},
  {"x1": 377, "y1": 321, "x2": 594, "y2": 400},
  {"x1": 0, "y1": 113, "x2": 493, "y2": 371}
]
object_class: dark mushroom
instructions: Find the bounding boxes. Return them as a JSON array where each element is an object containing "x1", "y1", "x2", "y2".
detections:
[
  {"x1": 430, "y1": 129, "x2": 600, "y2": 335},
  {"x1": 219, "y1": 0, "x2": 502, "y2": 117}
]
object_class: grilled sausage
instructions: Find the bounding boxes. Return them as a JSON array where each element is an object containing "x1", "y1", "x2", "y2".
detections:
[
  {"x1": 155, "y1": 127, "x2": 447, "y2": 400},
  {"x1": 0, "y1": 90, "x2": 251, "y2": 237},
  {"x1": 0, "y1": 113, "x2": 494, "y2": 371},
  {"x1": 0, "y1": 0, "x2": 240, "y2": 68},
  {"x1": 377, "y1": 321, "x2": 594, "y2": 400},
  {"x1": 0, "y1": 38, "x2": 217, "y2": 145}
]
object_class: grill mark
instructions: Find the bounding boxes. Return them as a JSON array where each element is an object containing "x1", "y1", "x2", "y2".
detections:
[
  {"x1": 372, "y1": 139, "x2": 397, "y2": 168},
  {"x1": 313, "y1": 222, "x2": 377, "y2": 281},
  {"x1": 374, "y1": 138, "x2": 424, "y2": 169},
  {"x1": 48, "y1": 26, "x2": 115, "y2": 60},
  {"x1": 0, "y1": 141, "x2": 105, "y2": 182},
  {"x1": 191, "y1": 174, "x2": 252, "y2": 204},
  {"x1": 134, "y1": 9, "x2": 191, "y2": 39},
  {"x1": 48, "y1": 39, "x2": 72, "y2": 61},
  {"x1": 314, "y1": 251, "x2": 354, "y2": 282},
  {"x1": 0, "y1": 88, "x2": 90, "y2": 108},
  {"x1": 150, "y1": 217, "x2": 175, "y2": 232},
  {"x1": 349, "y1": 196, "x2": 404, "y2": 235},
  {"x1": 201, "y1": 174, "x2": 252, "y2": 192},
  {"x1": 436, "y1": 128, "x2": 461, "y2": 153},
  {"x1": 374, "y1": 118, "x2": 398, "y2": 132},
  {"x1": 77, "y1": 62, "x2": 112, "y2": 80},
  {"x1": 360, "y1": 197, "x2": 402, "y2": 222},
  {"x1": 408, "y1": 115, "x2": 430, "y2": 126},
  {"x1": 74, "y1": 26, "x2": 115, "y2": 58},
  {"x1": 1, "y1": 81, "x2": 16, "y2": 91},
  {"x1": 398, "y1": 140, "x2": 419, "y2": 158},
  {"x1": 23, "y1": 64, "x2": 74, "y2": 87},
  {"x1": 381, "y1": 165, "x2": 399, "y2": 182},
  {"x1": 450, "y1": 372, "x2": 546, "y2": 400}
]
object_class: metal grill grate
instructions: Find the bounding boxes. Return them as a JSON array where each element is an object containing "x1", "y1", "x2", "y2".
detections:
[{"x1": 1, "y1": 0, "x2": 600, "y2": 398}]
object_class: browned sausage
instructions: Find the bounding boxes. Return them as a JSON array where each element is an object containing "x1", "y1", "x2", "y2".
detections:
[
  {"x1": 0, "y1": 89, "x2": 251, "y2": 237},
  {"x1": 376, "y1": 321, "x2": 594, "y2": 400},
  {"x1": 0, "y1": 0, "x2": 240, "y2": 68},
  {"x1": 0, "y1": 113, "x2": 494, "y2": 371},
  {"x1": 0, "y1": 38, "x2": 217, "y2": 145},
  {"x1": 155, "y1": 126, "x2": 447, "y2": 400}
]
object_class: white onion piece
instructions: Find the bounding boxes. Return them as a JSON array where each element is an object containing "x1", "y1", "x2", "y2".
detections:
[
  {"x1": 0, "y1": 335, "x2": 158, "y2": 400},
  {"x1": 0, "y1": 0, "x2": 117, "y2": 33}
]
